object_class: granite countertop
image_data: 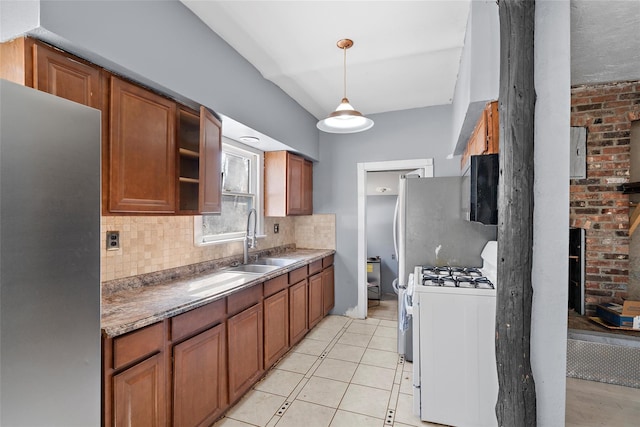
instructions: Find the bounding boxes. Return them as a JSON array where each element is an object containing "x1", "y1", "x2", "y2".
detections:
[{"x1": 101, "y1": 248, "x2": 334, "y2": 338}]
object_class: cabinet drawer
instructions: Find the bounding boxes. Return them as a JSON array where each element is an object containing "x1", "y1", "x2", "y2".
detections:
[
  {"x1": 227, "y1": 284, "x2": 263, "y2": 316},
  {"x1": 322, "y1": 254, "x2": 334, "y2": 269},
  {"x1": 308, "y1": 260, "x2": 322, "y2": 276},
  {"x1": 264, "y1": 274, "x2": 288, "y2": 298},
  {"x1": 171, "y1": 298, "x2": 226, "y2": 342},
  {"x1": 113, "y1": 322, "x2": 164, "y2": 370},
  {"x1": 289, "y1": 266, "x2": 308, "y2": 285}
]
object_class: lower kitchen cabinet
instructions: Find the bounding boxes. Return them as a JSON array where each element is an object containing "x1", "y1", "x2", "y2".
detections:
[
  {"x1": 308, "y1": 273, "x2": 324, "y2": 329},
  {"x1": 227, "y1": 303, "x2": 264, "y2": 403},
  {"x1": 113, "y1": 353, "x2": 166, "y2": 427},
  {"x1": 264, "y1": 288, "x2": 290, "y2": 369},
  {"x1": 173, "y1": 323, "x2": 227, "y2": 427},
  {"x1": 322, "y1": 264, "x2": 335, "y2": 315},
  {"x1": 103, "y1": 254, "x2": 334, "y2": 425},
  {"x1": 289, "y1": 279, "x2": 309, "y2": 346}
]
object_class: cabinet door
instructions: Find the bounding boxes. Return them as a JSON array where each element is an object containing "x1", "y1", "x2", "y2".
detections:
[
  {"x1": 302, "y1": 159, "x2": 313, "y2": 214},
  {"x1": 308, "y1": 273, "x2": 323, "y2": 328},
  {"x1": 199, "y1": 106, "x2": 222, "y2": 214},
  {"x1": 109, "y1": 76, "x2": 176, "y2": 213},
  {"x1": 113, "y1": 353, "x2": 166, "y2": 427},
  {"x1": 33, "y1": 43, "x2": 102, "y2": 109},
  {"x1": 287, "y1": 153, "x2": 305, "y2": 215},
  {"x1": 322, "y1": 265, "x2": 335, "y2": 315},
  {"x1": 289, "y1": 279, "x2": 308, "y2": 345},
  {"x1": 227, "y1": 303, "x2": 264, "y2": 403},
  {"x1": 264, "y1": 289, "x2": 289, "y2": 368},
  {"x1": 173, "y1": 323, "x2": 227, "y2": 427}
]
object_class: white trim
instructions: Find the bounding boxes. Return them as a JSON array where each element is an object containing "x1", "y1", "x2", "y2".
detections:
[{"x1": 356, "y1": 158, "x2": 434, "y2": 319}]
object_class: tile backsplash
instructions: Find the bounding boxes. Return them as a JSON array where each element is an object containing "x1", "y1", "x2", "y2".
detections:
[
  {"x1": 294, "y1": 214, "x2": 336, "y2": 250},
  {"x1": 101, "y1": 214, "x2": 335, "y2": 282}
]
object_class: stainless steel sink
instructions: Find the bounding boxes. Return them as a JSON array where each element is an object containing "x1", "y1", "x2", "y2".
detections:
[
  {"x1": 251, "y1": 257, "x2": 299, "y2": 267},
  {"x1": 226, "y1": 264, "x2": 281, "y2": 274},
  {"x1": 186, "y1": 270, "x2": 263, "y2": 296}
]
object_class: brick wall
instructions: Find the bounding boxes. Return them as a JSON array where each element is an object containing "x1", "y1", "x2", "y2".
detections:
[{"x1": 570, "y1": 80, "x2": 640, "y2": 314}]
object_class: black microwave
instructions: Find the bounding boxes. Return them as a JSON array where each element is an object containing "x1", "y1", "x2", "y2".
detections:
[{"x1": 469, "y1": 154, "x2": 499, "y2": 225}]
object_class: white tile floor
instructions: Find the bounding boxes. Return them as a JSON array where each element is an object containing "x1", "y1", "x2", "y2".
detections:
[{"x1": 214, "y1": 295, "x2": 640, "y2": 427}]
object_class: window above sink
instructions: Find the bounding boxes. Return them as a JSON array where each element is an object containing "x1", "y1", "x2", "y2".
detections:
[{"x1": 195, "y1": 138, "x2": 264, "y2": 245}]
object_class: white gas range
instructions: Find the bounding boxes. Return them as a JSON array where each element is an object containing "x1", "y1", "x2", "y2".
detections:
[{"x1": 410, "y1": 241, "x2": 499, "y2": 427}]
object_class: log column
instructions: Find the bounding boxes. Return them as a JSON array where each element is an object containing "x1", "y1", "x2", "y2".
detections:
[{"x1": 495, "y1": 0, "x2": 537, "y2": 426}]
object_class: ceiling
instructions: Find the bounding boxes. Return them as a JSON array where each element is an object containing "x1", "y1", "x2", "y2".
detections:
[
  {"x1": 181, "y1": 0, "x2": 640, "y2": 143},
  {"x1": 181, "y1": 0, "x2": 471, "y2": 121}
]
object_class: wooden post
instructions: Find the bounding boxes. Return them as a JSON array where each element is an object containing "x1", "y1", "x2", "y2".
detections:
[{"x1": 495, "y1": 0, "x2": 537, "y2": 426}]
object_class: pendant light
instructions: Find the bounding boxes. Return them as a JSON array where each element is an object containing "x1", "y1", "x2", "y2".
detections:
[{"x1": 317, "y1": 39, "x2": 374, "y2": 134}]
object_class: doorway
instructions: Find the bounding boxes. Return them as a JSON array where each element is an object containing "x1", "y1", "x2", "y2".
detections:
[{"x1": 356, "y1": 159, "x2": 434, "y2": 318}]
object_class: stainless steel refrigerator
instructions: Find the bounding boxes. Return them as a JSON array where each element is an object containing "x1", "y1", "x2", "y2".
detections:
[
  {"x1": 0, "y1": 80, "x2": 101, "y2": 425},
  {"x1": 395, "y1": 176, "x2": 496, "y2": 361}
]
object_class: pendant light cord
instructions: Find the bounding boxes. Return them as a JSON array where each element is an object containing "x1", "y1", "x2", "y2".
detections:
[{"x1": 343, "y1": 45, "x2": 347, "y2": 100}]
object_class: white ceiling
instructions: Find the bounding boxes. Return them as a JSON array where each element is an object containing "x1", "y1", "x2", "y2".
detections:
[
  {"x1": 181, "y1": 0, "x2": 471, "y2": 121},
  {"x1": 181, "y1": 0, "x2": 640, "y2": 145}
]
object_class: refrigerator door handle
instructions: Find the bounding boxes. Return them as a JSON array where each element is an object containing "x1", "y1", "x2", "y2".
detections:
[
  {"x1": 393, "y1": 196, "x2": 399, "y2": 265},
  {"x1": 397, "y1": 177, "x2": 407, "y2": 289}
]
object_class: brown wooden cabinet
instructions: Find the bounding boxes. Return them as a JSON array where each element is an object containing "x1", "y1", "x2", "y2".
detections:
[
  {"x1": 263, "y1": 288, "x2": 289, "y2": 368},
  {"x1": 302, "y1": 159, "x2": 313, "y2": 214},
  {"x1": 308, "y1": 272, "x2": 324, "y2": 329},
  {"x1": 199, "y1": 107, "x2": 222, "y2": 213},
  {"x1": 173, "y1": 323, "x2": 227, "y2": 427},
  {"x1": 113, "y1": 353, "x2": 166, "y2": 427},
  {"x1": 102, "y1": 256, "x2": 334, "y2": 425},
  {"x1": 289, "y1": 279, "x2": 309, "y2": 346},
  {"x1": 1, "y1": 37, "x2": 223, "y2": 216},
  {"x1": 109, "y1": 76, "x2": 177, "y2": 213},
  {"x1": 227, "y1": 302, "x2": 264, "y2": 403},
  {"x1": 0, "y1": 37, "x2": 102, "y2": 109},
  {"x1": 264, "y1": 151, "x2": 313, "y2": 216},
  {"x1": 322, "y1": 264, "x2": 335, "y2": 315},
  {"x1": 460, "y1": 101, "x2": 499, "y2": 170},
  {"x1": 32, "y1": 42, "x2": 103, "y2": 109},
  {"x1": 104, "y1": 322, "x2": 167, "y2": 427},
  {"x1": 177, "y1": 106, "x2": 222, "y2": 214}
]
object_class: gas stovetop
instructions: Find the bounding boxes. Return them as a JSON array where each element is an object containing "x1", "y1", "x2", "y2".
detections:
[{"x1": 418, "y1": 266, "x2": 494, "y2": 289}]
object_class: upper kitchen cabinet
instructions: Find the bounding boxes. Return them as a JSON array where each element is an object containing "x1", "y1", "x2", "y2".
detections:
[
  {"x1": 1, "y1": 38, "x2": 101, "y2": 110},
  {"x1": 2, "y1": 37, "x2": 223, "y2": 216},
  {"x1": 460, "y1": 101, "x2": 499, "y2": 170},
  {"x1": 176, "y1": 106, "x2": 222, "y2": 214},
  {"x1": 109, "y1": 76, "x2": 177, "y2": 213},
  {"x1": 33, "y1": 43, "x2": 104, "y2": 110},
  {"x1": 264, "y1": 151, "x2": 313, "y2": 216}
]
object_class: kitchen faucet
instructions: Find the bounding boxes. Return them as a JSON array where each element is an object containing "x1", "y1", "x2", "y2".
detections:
[{"x1": 244, "y1": 208, "x2": 257, "y2": 264}]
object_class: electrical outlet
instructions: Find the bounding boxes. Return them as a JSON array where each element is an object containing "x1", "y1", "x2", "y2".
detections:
[
  {"x1": 107, "y1": 231, "x2": 120, "y2": 250},
  {"x1": 274, "y1": 223, "x2": 279, "y2": 234},
  {"x1": 391, "y1": 253, "x2": 396, "y2": 260}
]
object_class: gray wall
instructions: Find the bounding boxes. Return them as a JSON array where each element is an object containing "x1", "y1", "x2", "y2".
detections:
[
  {"x1": 315, "y1": 105, "x2": 460, "y2": 315},
  {"x1": 3, "y1": 0, "x2": 319, "y2": 160},
  {"x1": 366, "y1": 195, "x2": 398, "y2": 295},
  {"x1": 532, "y1": 1, "x2": 570, "y2": 424}
]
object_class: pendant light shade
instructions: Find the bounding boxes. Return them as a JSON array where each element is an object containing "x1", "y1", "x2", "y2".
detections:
[{"x1": 317, "y1": 39, "x2": 373, "y2": 134}]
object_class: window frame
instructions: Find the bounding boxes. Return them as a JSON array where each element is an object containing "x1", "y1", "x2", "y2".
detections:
[{"x1": 194, "y1": 137, "x2": 264, "y2": 245}]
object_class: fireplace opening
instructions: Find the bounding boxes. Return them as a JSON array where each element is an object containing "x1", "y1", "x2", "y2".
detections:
[{"x1": 569, "y1": 227, "x2": 585, "y2": 315}]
